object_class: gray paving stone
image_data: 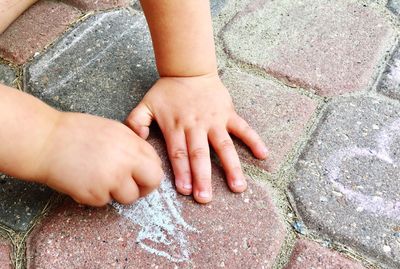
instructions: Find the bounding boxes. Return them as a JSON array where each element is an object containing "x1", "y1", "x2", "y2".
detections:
[
  {"x1": 388, "y1": 0, "x2": 400, "y2": 15},
  {"x1": 24, "y1": 10, "x2": 158, "y2": 121},
  {"x1": 0, "y1": 65, "x2": 15, "y2": 86},
  {"x1": 0, "y1": 174, "x2": 52, "y2": 232},
  {"x1": 211, "y1": 0, "x2": 227, "y2": 17},
  {"x1": 289, "y1": 97, "x2": 400, "y2": 268},
  {"x1": 378, "y1": 45, "x2": 400, "y2": 100},
  {"x1": 132, "y1": 0, "x2": 226, "y2": 17}
]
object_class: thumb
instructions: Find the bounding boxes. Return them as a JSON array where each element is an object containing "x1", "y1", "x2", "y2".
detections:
[{"x1": 126, "y1": 102, "x2": 153, "y2": 139}]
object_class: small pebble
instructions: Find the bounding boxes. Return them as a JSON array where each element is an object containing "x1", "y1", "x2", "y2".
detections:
[
  {"x1": 383, "y1": 245, "x2": 391, "y2": 252},
  {"x1": 292, "y1": 221, "x2": 306, "y2": 235}
]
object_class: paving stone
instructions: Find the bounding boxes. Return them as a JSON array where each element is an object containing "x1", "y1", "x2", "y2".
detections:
[
  {"x1": 222, "y1": 0, "x2": 395, "y2": 97},
  {"x1": 64, "y1": 0, "x2": 129, "y2": 11},
  {"x1": 289, "y1": 97, "x2": 400, "y2": 268},
  {"x1": 378, "y1": 45, "x2": 400, "y2": 100},
  {"x1": 0, "y1": 0, "x2": 81, "y2": 65},
  {"x1": 211, "y1": 0, "x2": 227, "y2": 17},
  {"x1": 222, "y1": 69, "x2": 318, "y2": 173},
  {"x1": 24, "y1": 10, "x2": 158, "y2": 122},
  {"x1": 388, "y1": 0, "x2": 400, "y2": 15},
  {"x1": 285, "y1": 239, "x2": 365, "y2": 269},
  {"x1": 132, "y1": 0, "x2": 226, "y2": 17},
  {"x1": 0, "y1": 239, "x2": 12, "y2": 269},
  {"x1": 0, "y1": 174, "x2": 53, "y2": 232},
  {"x1": 0, "y1": 65, "x2": 16, "y2": 86},
  {"x1": 27, "y1": 133, "x2": 286, "y2": 268}
]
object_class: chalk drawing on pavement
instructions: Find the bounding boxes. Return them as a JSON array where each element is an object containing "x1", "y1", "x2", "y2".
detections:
[
  {"x1": 112, "y1": 179, "x2": 198, "y2": 263},
  {"x1": 324, "y1": 118, "x2": 400, "y2": 220}
]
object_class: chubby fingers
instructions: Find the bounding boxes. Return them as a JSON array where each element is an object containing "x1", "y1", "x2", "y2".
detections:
[
  {"x1": 209, "y1": 128, "x2": 247, "y2": 193},
  {"x1": 186, "y1": 128, "x2": 212, "y2": 204},
  {"x1": 228, "y1": 113, "x2": 268, "y2": 160},
  {"x1": 111, "y1": 176, "x2": 140, "y2": 205}
]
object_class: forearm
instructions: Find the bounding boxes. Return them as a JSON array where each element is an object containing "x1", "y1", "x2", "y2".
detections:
[
  {"x1": 140, "y1": 0, "x2": 217, "y2": 77},
  {"x1": 0, "y1": 0, "x2": 38, "y2": 33},
  {"x1": 0, "y1": 84, "x2": 60, "y2": 180}
]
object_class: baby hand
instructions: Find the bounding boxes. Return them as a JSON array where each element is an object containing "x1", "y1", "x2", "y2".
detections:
[
  {"x1": 34, "y1": 112, "x2": 164, "y2": 206},
  {"x1": 126, "y1": 73, "x2": 267, "y2": 203}
]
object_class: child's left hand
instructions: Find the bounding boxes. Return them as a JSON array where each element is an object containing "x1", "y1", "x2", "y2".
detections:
[{"x1": 126, "y1": 72, "x2": 267, "y2": 203}]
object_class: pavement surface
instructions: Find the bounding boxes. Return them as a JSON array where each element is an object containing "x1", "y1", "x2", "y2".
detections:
[{"x1": 0, "y1": 0, "x2": 399, "y2": 268}]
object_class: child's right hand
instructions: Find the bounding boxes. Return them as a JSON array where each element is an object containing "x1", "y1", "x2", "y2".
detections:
[{"x1": 33, "y1": 112, "x2": 164, "y2": 207}]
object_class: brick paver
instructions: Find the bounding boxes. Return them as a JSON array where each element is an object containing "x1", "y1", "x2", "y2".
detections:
[
  {"x1": 0, "y1": 0, "x2": 81, "y2": 65},
  {"x1": 64, "y1": 0, "x2": 129, "y2": 11},
  {"x1": 0, "y1": 239, "x2": 11, "y2": 269},
  {"x1": 222, "y1": 0, "x2": 395, "y2": 96},
  {"x1": 24, "y1": 10, "x2": 157, "y2": 121},
  {"x1": 378, "y1": 45, "x2": 400, "y2": 100},
  {"x1": 285, "y1": 239, "x2": 365, "y2": 269},
  {"x1": 0, "y1": 64, "x2": 15, "y2": 85},
  {"x1": 290, "y1": 97, "x2": 400, "y2": 268},
  {"x1": 27, "y1": 133, "x2": 286, "y2": 268},
  {"x1": 222, "y1": 69, "x2": 317, "y2": 173}
]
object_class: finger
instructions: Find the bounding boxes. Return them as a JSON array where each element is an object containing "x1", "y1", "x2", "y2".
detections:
[
  {"x1": 209, "y1": 128, "x2": 247, "y2": 193},
  {"x1": 164, "y1": 129, "x2": 192, "y2": 195},
  {"x1": 228, "y1": 113, "x2": 268, "y2": 159},
  {"x1": 131, "y1": 152, "x2": 164, "y2": 192},
  {"x1": 186, "y1": 128, "x2": 212, "y2": 204},
  {"x1": 111, "y1": 177, "x2": 140, "y2": 205},
  {"x1": 125, "y1": 102, "x2": 153, "y2": 139}
]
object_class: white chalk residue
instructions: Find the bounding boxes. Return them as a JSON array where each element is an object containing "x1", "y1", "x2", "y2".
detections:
[
  {"x1": 112, "y1": 179, "x2": 198, "y2": 263},
  {"x1": 325, "y1": 119, "x2": 400, "y2": 220}
]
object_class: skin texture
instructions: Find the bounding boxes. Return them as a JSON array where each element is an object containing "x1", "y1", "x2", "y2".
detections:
[
  {"x1": 0, "y1": 84, "x2": 163, "y2": 207},
  {"x1": 0, "y1": 0, "x2": 38, "y2": 33},
  {"x1": 0, "y1": 0, "x2": 267, "y2": 206},
  {"x1": 127, "y1": 0, "x2": 268, "y2": 204}
]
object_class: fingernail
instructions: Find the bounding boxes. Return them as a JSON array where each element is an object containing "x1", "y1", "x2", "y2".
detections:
[
  {"x1": 233, "y1": 179, "x2": 245, "y2": 187},
  {"x1": 183, "y1": 183, "x2": 192, "y2": 190},
  {"x1": 198, "y1": 191, "x2": 210, "y2": 198}
]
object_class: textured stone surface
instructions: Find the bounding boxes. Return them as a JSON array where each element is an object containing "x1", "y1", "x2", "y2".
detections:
[
  {"x1": 0, "y1": 175, "x2": 52, "y2": 232},
  {"x1": 222, "y1": 0, "x2": 395, "y2": 96},
  {"x1": 290, "y1": 97, "x2": 400, "y2": 267},
  {"x1": 211, "y1": 0, "x2": 227, "y2": 16},
  {"x1": 24, "y1": 10, "x2": 157, "y2": 121},
  {"x1": 388, "y1": 0, "x2": 400, "y2": 15},
  {"x1": 222, "y1": 69, "x2": 318, "y2": 173},
  {"x1": 286, "y1": 239, "x2": 365, "y2": 269},
  {"x1": 132, "y1": 0, "x2": 226, "y2": 17},
  {"x1": 27, "y1": 134, "x2": 286, "y2": 268},
  {"x1": 378, "y1": 45, "x2": 400, "y2": 100},
  {"x1": 0, "y1": 239, "x2": 12, "y2": 269},
  {"x1": 0, "y1": 65, "x2": 16, "y2": 86},
  {"x1": 0, "y1": 0, "x2": 81, "y2": 65},
  {"x1": 64, "y1": 0, "x2": 129, "y2": 11}
]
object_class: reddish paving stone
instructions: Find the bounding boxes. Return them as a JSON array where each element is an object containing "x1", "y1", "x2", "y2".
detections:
[
  {"x1": 222, "y1": 0, "x2": 396, "y2": 96},
  {"x1": 222, "y1": 69, "x2": 318, "y2": 173},
  {"x1": 27, "y1": 134, "x2": 286, "y2": 268},
  {"x1": 64, "y1": 0, "x2": 130, "y2": 11},
  {"x1": 285, "y1": 239, "x2": 365, "y2": 269},
  {"x1": 0, "y1": 0, "x2": 81, "y2": 64},
  {"x1": 0, "y1": 239, "x2": 12, "y2": 269}
]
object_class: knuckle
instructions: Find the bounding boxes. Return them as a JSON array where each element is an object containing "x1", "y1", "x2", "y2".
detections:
[
  {"x1": 171, "y1": 148, "x2": 188, "y2": 160},
  {"x1": 218, "y1": 138, "x2": 234, "y2": 152},
  {"x1": 189, "y1": 147, "x2": 209, "y2": 159}
]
